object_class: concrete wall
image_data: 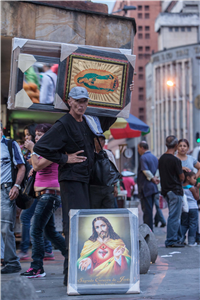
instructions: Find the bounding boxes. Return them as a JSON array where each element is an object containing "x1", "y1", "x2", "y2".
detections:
[
  {"x1": 158, "y1": 26, "x2": 198, "y2": 50},
  {"x1": 1, "y1": 1, "x2": 135, "y2": 47}
]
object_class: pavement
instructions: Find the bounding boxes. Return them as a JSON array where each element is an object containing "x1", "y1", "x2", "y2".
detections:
[{"x1": 1, "y1": 203, "x2": 200, "y2": 300}]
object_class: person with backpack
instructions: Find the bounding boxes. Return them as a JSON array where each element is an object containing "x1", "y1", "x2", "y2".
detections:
[{"x1": 1, "y1": 125, "x2": 25, "y2": 274}]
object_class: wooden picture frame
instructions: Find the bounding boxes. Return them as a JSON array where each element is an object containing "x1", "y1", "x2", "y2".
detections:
[
  {"x1": 68, "y1": 208, "x2": 140, "y2": 295},
  {"x1": 8, "y1": 38, "x2": 135, "y2": 118}
]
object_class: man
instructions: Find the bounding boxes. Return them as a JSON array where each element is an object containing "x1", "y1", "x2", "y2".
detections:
[
  {"x1": 137, "y1": 141, "x2": 160, "y2": 231},
  {"x1": 90, "y1": 135, "x2": 118, "y2": 209},
  {"x1": 159, "y1": 135, "x2": 185, "y2": 248},
  {"x1": 78, "y1": 216, "x2": 131, "y2": 277},
  {"x1": 1, "y1": 126, "x2": 25, "y2": 274},
  {"x1": 40, "y1": 63, "x2": 57, "y2": 104},
  {"x1": 33, "y1": 86, "x2": 116, "y2": 285}
]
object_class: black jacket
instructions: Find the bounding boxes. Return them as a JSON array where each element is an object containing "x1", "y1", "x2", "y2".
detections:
[{"x1": 33, "y1": 113, "x2": 116, "y2": 183}]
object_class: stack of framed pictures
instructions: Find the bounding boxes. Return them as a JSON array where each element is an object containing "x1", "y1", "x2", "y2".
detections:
[
  {"x1": 68, "y1": 208, "x2": 140, "y2": 295},
  {"x1": 8, "y1": 38, "x2": 136, "y2": 118}
]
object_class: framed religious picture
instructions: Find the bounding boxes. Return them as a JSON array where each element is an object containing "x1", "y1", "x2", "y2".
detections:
[
  {"x1": 8, "y1": 38, "x2": 135, "y2": 118},
  {"x1": 68, "y1": 208, "x2": 140, "y2": 295}
]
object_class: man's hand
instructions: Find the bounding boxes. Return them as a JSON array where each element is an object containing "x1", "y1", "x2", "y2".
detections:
[
  {"x1": 151, "y1": 176, "x2": 160, "y2": 185},
  {"x1": 9, "y1": 186, "x2": 19, "y2": 201},
  {"x1": 113, "y1": 245, "x2": 125, "y2": 260},
  {"x1": 79, "y1": 257, "x2": 91, "y2": 271},
  {"x1": 130, "y1": 80, "x2": 134, "y2": 91},
  {"x1": 24, "y1": 140, "x2": 34, "y2": 152},
  {"x1": 66, "y1": 150, "x2": 87, "y2": 164},
  {"x1": 182, "y1": 167, "x2": 191, "y2": 172},
  {"x1": 114, "y1": 185, "x2": 118, "y2": 197}
]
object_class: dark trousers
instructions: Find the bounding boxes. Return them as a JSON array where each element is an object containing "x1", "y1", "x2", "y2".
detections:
[
  {"x1": 181, "y1": 209, "x2": 198, "y2": 245},
  {"x1": 90, "y1": 185, "x2": 115, "y2": 209},
  {"x1": 140, "y1": 193, "x2": 155, "y2": 231},
  {"x1": 60, "y1": 181, "x2": 90, "y2": 274},
  {"x1": 30, "y1": 194, "x2": 67, "y2": 269}
]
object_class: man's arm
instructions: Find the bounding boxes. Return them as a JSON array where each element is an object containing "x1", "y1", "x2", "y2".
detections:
[
  {"x1": 176, "y1": 158, "x2": 185, "y2": 182},
  {"x1": 9, "y1": 164, "x2": 25, "y2": 201},
  {"x1": 33, "y1": 122, "x2": 68, "y2": 165}
]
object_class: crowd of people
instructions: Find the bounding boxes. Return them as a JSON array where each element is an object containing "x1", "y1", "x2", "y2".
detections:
[{"x1": 1, "y1": 86, "x2": 200, "y2": 288}]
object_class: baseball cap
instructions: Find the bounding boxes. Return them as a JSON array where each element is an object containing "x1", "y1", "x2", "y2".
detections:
[{"x1": 68, "y1": 86, "x2": 91, "y2": 100}]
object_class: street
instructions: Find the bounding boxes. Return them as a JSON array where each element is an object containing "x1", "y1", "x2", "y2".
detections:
[{"x1": 1, "y1": 204, "x2": 200, "y2": 300}]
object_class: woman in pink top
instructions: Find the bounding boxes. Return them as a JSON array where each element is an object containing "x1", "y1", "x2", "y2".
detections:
[{"x1": 21, "y1": 124, "x2": 67, "y2": 280}]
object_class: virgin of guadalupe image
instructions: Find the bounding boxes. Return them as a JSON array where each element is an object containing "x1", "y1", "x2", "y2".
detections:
[{"x1": 77, "y1": 216, "x2": 131, "y2": 278}]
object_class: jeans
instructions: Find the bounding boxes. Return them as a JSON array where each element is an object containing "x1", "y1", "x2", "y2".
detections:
[
  {"x1": 30, "y1": 194, "x2": 67, "y2": 269},
  {"x1": 20, "y1": 199, "x2": 52, "y2": 253},
  {"x1": 140, "y1": 193, "x2": 155, "y2": 231},
  {"x1": 181, "y1": 209, "x2": 198, "y2": 245},
  {"x1": 1, "y1": 184, "x2": 20, "y2": 267},
  {"x1": 154, "y1": 193, "x2": 166, "y2": 226},
  {"x1": 165, "y1": 191, "x2": 183, "y2": 247},
  {"x1": 1, "y1": 233, "x2": 5, "y2": 259}
]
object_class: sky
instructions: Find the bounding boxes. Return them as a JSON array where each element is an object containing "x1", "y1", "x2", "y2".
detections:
[{"x1": 92, "y1": 0, "x2": 116, "y2": 14}]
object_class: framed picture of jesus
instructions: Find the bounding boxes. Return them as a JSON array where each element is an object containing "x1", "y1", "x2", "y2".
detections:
[{"x1": 67, "y1": 208, "x2": 140, "y2": 295}]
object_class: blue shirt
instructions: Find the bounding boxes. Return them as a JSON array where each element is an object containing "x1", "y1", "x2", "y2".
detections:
[
  {"x1": 137, "y1": 151, "x2": 158, "y2": 197},
  {"x1": 1, "y1": 137, "x2": 25, "y2": 184}
]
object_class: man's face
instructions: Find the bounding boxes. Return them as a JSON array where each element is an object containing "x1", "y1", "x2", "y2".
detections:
[
  {"x1": 68, "y1": 97, "x2": 88, "y2": 117},
  {"x1": 94, "y1": 220, "x2": 108, "y2": 239},
  {"x1": 0, "y1": 128, "x2": 3, "y2": 139},
  {"x1": 138, "y1": 145, "x2": 144, "y2": 156}
]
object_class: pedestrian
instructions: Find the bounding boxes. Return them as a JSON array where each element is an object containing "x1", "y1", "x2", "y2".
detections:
[
  {"x1": 20, "y1": 123, "x2": 67, "y2": 278},
  {"x1": 159, "y1": 135, "x2": 185, "y2": 248},
  {"x1": 122, "y1": 170, "x2": 135, "y2": 201},
  {"x1": 33, "y1": 86, "x2": 116, "y2": 285},
  {"x1": 39, "y1": 63, "x2": 57, "y2": 104},
  {"x1": 19, "y1": 124, "x2": 54, "y2": 260},
  {"x1": 181, "y1": 170, "x2": 200, "y2": 246},
  {"x1": 137, "y1": 141, "x2": 160, "y2": 231},
  {"x1": 90, "y1": 135, "x2": 118, "y2": 209},
  {"x1": 176, "y1": 138, "x2": 200, "y2": 244},
  {"x1": 1, "y1": 126, "x2": 25, "y2": 274}
]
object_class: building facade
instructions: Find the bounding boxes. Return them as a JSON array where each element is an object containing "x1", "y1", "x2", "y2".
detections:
[
  {"x1": 112, "y1": 0, "x2": 161, "y2": 122},
  {"x1": 146, "y1": 43, "x2": 200, "y2": 156}
]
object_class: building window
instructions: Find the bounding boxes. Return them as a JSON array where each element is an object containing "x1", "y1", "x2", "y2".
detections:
[
  {"x1": 138, "y1": 66, "x2": 143, "y2": 72},
  {"x1": 145, "y1": 54, "x2": 151, "y2": 59},
  {"x1": 187, "y1": 27, "x2": 191, "y2": 32},
  {"x1": 138, "y1": 5, "x2": 142, "y2": 11},
  {"x1": 139, "y1": 107, "x2": 144, "y2": 113},
  {"x1": 181, "y1": 27, "x2": 185, "y2": 32},
  {"x1": 138, "y1": 26, "x2": 143, "y2": 31},
  {"x1": 138, "y1": 54, "x2": 143, "y2": 59},
  {"x1": 138, "y1": 13, "x2": 142, "y2": 18},
  {"x1": 139, "y1": 87, "x2": 144, "y2": 92},
  {"x1": 139, "y1": 74, "x2": 144, "y2": 79},
  {"x1": 145, "y1": 46, "x2": 150, "y2": 51},
  {"x1": 169, "y1": 27, "x2": 173, "y2": 32},
  {"x1": 139, "y1": 94, "x2": 144, "y2": 100},
  {"x1": 145, "y1": 26, "x2": 150, "y2": 31},
  {"x1": 139, "y1": 115, "x2": 144, "y2": 121},
  {"x1": 145, "y1": 33, "x2": 150, "y2": 39},
  {"x1": 144, "y1": 5, "x2": 149, "y2": 11},
  {"x1": 145, "y1": 13, "x2": 149, "y2": 19},
  {"x1": 175, "y1": 27, "x2": 179, "y2": 32},
  {"x1": 138, "y1": 46, "x2": 143, "y2": 51},
  {"x1": 138, "y1": 33, "x2": 143, "y2": 39}
]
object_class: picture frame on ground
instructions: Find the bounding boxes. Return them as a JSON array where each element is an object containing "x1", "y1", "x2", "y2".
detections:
[
  {"x1": 8, "y1": 38, "x2": 135, "y2": 118},
  {"x1": 68, "y1": 208, "x2": 140, "y2": 295}
]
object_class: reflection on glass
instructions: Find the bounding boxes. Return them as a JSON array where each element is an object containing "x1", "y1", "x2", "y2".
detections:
[{"x1": 23, "y1": 63, "x2": 58, "y2": 105}]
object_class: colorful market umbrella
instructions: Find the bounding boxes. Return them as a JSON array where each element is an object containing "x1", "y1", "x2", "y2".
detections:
[{"x1": 104, "y1": 114, "x2": 150, "y2": 139}]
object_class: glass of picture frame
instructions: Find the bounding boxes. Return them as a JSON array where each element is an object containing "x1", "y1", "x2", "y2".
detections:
[{"x1": 68, "y1": 208, "x2": 140, "y2": 295}]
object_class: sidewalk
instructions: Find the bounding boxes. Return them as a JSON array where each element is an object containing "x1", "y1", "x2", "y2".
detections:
[{"x1": 1, "y1": 206, "x2": 200, "y2": 300}]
